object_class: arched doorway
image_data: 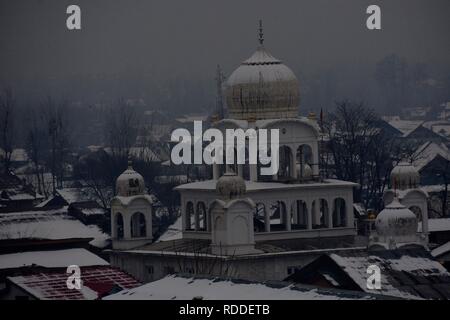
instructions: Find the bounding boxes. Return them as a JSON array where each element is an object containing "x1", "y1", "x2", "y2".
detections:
[
  {"x1": 186, "y1": 202, "x2": 195, "y2": 231},
  {"x1": 332, "y1": 198, "x2": 346, "y2": 227},
  {"x1": 116, "y1": 212, "x2": 124, "y2": 239},
  {"x1": 130, "y1": 212, "x2": 146, "y2": 237}
]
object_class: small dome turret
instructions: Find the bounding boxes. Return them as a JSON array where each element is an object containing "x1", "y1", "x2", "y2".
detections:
[
  {"x1": 375, "y1": 198, "x2": 418, "y2": 242},
  {"x1": 216, "y1": 172, "x2": 246, "y2": 200},
  {"x1": 116, "y1": 160, "x2": 145, "y2": 196},
  {"x1": 390, "y1": 162, "x2": 420, "y2": 190}
]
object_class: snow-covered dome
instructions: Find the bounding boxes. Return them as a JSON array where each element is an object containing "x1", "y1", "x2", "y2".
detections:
[
  {"x1": 216, "y1": 172, "x2": 246, "y2": 200},
  {"x1": 375, "y1": 198, "x2": 418, "y2": 239},
  {"x1": 116, "y1": 160, "x2": 145, "y2": 197},
  {"x1": 390, "y1": 162, "x2": 420, "y2": 190},
  {"x1": 224, "y1": 23, "x2": 299, "y2": 121}
]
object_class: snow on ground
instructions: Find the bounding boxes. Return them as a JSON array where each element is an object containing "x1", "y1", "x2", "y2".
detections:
[
  {"x1": 0, "y1": 208, "x2": 110, "y2": 248},
  {"x1": 103, "y1": 274, "x2": 375, "y2": 300},
  {"x1": 0, "y1": 248, "x2": 108, "y2": 270}
]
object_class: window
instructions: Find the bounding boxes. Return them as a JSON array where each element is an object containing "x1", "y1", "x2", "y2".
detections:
[
  {"x1": 147, "y1": 265, "x2": 154, "y2": 274},
  {"x1": 287, "y1": 266, "x2": 301, "y2": 275},
  {"x1": 163, "y1": 266, "x2": 175, "y2": 274}
]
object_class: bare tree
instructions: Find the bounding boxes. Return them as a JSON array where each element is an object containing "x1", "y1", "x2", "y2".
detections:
[
  {"x1": 0, "y1": 88, "x2": 16, "y2": 173},
  {"x1": 41, "y1": 96, "x2": 72, "y2": 193},
  {"x1": 26, "y1": 108, "x2": 50, "y2": 197},
  {"x1": 323, "y1": 101, "x2": 406, "y2": 211}
]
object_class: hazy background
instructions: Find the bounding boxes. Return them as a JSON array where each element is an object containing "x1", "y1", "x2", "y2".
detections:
[{"x1": 1, "y1": 0, "x2": 449, "y2": 115}]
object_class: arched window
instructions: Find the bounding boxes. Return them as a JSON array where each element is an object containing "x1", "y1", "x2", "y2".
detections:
[
  {"x1": 269, "y1": 201, "x2": 288, "y2": 231},
  {"x1": 197, "y1": 202, "x2": 207, "y2": 231},
  {"x1": 186, "y1": 202, "x2": 195, "y2": 231},
  {"x1": 332, "y1": 198, "x2": 346, "y2": 227},
  {"x1": 409, "y1": 206, "x2": 422, "y2": 222},
  {"x1": 116, "y1": 213, "x2": 124, "y2": 239},
  {"x1": 253, "y1": 203, "x2": 266, "y2": 232},
  {"x1": 292, "y1": 200, "x2": 308, "y2": 230},
  {"x1": 296, "y1": 144, "x2": 313, "y2": 180},
  {"x1": 131, "y1": 212, "x2": 146, "y2": 238},
  {"x1": 278, "y1": 146, "x2": 293, "y2": 180},
  {"x1": 312, "y1": 199, "x2": 329, "y2": 229}
]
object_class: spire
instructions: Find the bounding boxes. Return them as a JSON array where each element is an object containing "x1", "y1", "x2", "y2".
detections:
[
  {"x1": 127, "y1": 154, "x2": 133, "y2": 169},
  {"x1": 258, "y1": 19, "x2": 264, "y2": 46}
]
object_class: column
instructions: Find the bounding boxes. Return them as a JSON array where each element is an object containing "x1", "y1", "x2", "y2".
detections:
[
  {"x1": 328, "y1": 198, "x2": 334, "y2": 228},
  {"x1": 286, "y1": 200, "x2": 292, "y2": 231},
  {"x1": 250, "y1": 164, "x2": 258, "y2": 182},
  {"x1": 146, "y1": 210, "x2": 153, "y2": 238},
  {"x1": 237, "y1": 164, "x2": 244, "y2": 178},
  {"x1": 195, "y1": 203, "x2": 200, "y2": 231},
  {"x1": 307, "y1": 200, "x2": 313, "y2": 230},
  {"x1": 290, "y1": 147, "x2": 297, "y2": 180},
  {"x1": 111, "y1": 211, "x2": 117, "y2": 239},
  {"x1": 213, "y1": 163, "x2": 220, "y2": 180},
  {"x1": 312, "y1": 142, "x2": 319, "y2": 177},
  {"x1": 123, "y1": 213, "x2": 131, "y2": 239},
  {"x1": 264, "y1": 204, "x2": 271, "y2": 232}
]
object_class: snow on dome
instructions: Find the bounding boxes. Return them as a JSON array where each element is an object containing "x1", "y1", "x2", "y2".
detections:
[
  {"x1": 116, "y1": 160, "x2": 145, "y2": 197},
  {"x1": 225, "y1": 25, "x2": 300, "y2": 121},
  {"x1": 390, "y1": 162, "x2": 420, "y2": 190},
  {"x1": 216, "y1": 172, "x2": 246, "y2": 200},
  {"x1": 374, "y1": 198, "x2": 418, "y2": 247}
]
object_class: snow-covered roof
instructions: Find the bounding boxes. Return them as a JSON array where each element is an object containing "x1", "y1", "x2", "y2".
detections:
[
  {"x1": 103, "y1": 274, "x2": 376, "y2": 300},
  {"x1": 419, "y1": 218, "x2": 450, "y2": 233},
  {"x1": 0, "y1": 248, "x2": 108, "y2": 270},
  {"x1": 413, "y1": 141, "x2": 449, "y2": 170},
  {"x1": 0, "y1": 148, "x2": 28, "y2": 162},
  {"x1": 56, "y1": 188, "x2": 87, "y2": 204},
  {"x1": 7, "y1": 266, "x2": 140, "y2": 300},
  {"x1": 0, "y1": 208, "x2": 110, "y2": 248},
  {"x1": 431, "y1": 241, "x2": 450, "y2": 258},
  {"x1": 388, "y1": 120, "x2": 423, "y2": 137},
  {"x1": 175, "y1": 179, "x2": 357, "y2": 192},
  {"x1": 156, "y1": 216, "x2": 182, "y2": 242},
  {"x1": 328, "y1": 249, "x2": 450, "y2": 299}
]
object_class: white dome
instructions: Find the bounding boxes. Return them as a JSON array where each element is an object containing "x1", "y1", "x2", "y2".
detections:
[
  {"x1": 391, "y1": 162, "x2": 420, "y2": 190},
  {"x1": 225, "y1": 45, "x2": 300, "y2": 121},
  {"x1": 216, "y1": 172, "x2": 246, "y2": 200},
  {"x1": 375, "y1": 198, "x2": 418, "y2": 238},
  {"x1": 116, "y1": 161, "x2": 145, "y2": 197}
]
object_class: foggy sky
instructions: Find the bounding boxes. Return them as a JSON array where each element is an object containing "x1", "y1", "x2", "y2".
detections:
[{"x1": 0, "y1": 0, "x2": 449, "y2": 107}]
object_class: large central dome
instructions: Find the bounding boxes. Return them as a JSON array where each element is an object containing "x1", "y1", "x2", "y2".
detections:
[{"x1": 225, "y1": 23, "x2": 300, "y2": 121}]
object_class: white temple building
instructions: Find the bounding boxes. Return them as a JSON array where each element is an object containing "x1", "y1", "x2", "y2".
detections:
[
  {"x1": 108, "y1": 22, "x2": 365, "y2": 282},
  {"x1": 175, "y1": 22, "x2": 357, "y2": 248}
]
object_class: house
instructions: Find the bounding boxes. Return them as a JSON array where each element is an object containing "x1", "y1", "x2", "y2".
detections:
[
  {"x1": 68, "y1": 201, "x2": 108, "y2": 225},
  {"x1": 0, "y1": 172, "x2": 44, "y2": 212},
  {"x1": 0, "y1": 208, "x2": 110, "y2": 250},
  {"x1": 431, "y1": 241, "x2": 450, "y2": 271},
  {"x1": 0, "y1": 248, "x2": 140, "y2": 300},
  {"x1": 103, "y1": 273, "x2": 385, "y2": 300},
  {"x1": 285, "y1": 248, "x2": 450, "y2": 300},
  {"x1": 388, "y1": 119, "x2": 447, "y2": 145},
  {"x1": 413, "y1": 141, "x2": 449, "y2": 186},
  {"x1": 419, "y1": 218, "x2": 450, "y2": 245}
]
